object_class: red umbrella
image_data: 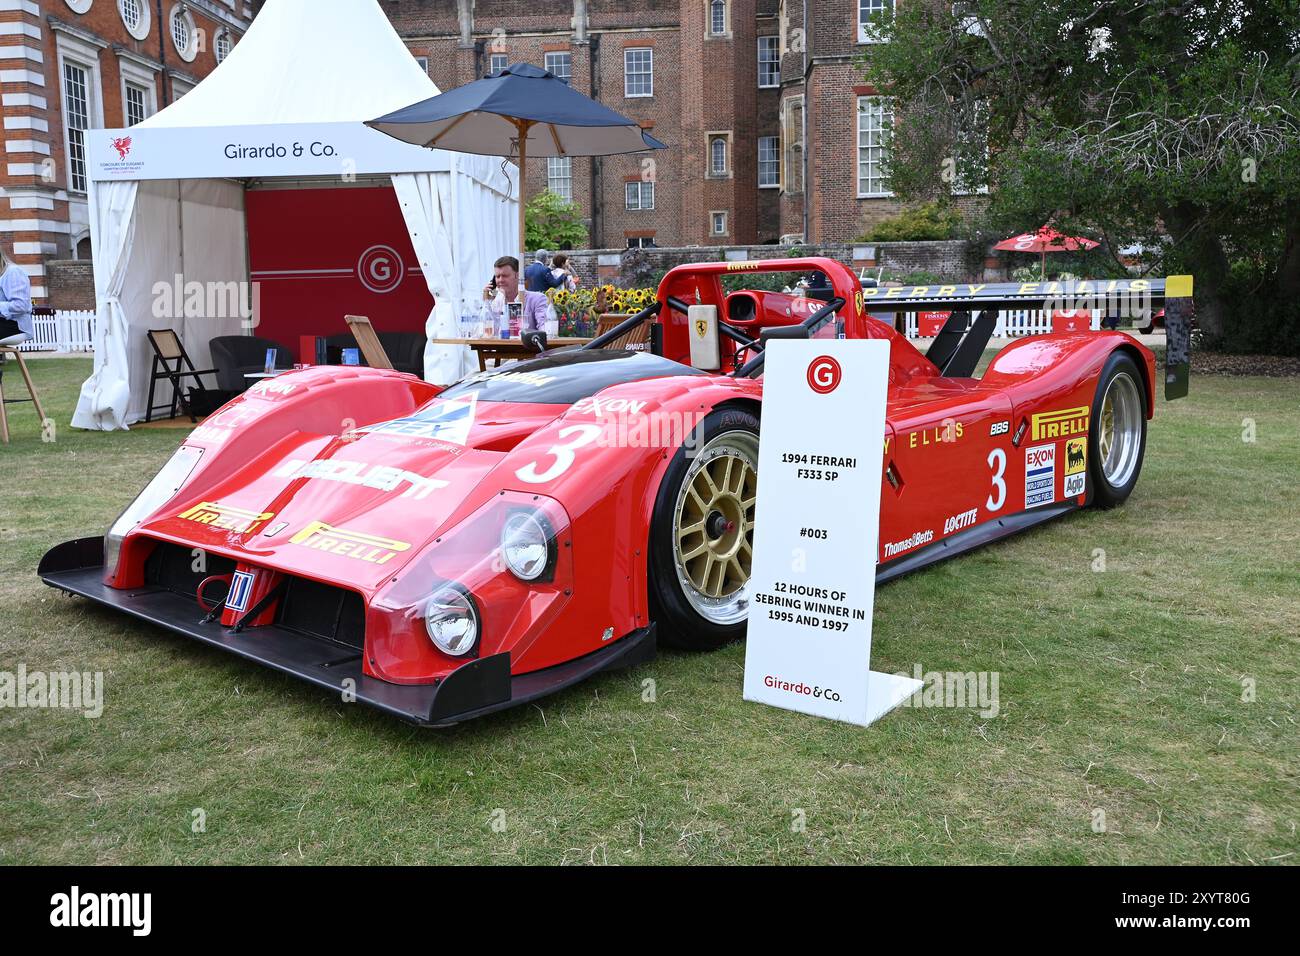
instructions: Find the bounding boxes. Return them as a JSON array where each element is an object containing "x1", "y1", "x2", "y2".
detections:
[{"x1": 995, "y1": 226, "x2": 1100, "y2": 278}]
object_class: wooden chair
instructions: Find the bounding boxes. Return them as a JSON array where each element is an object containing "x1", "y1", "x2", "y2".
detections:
[
  {"x1": 344, "y1": 315, "x2": 394, "y2": 370},
  {"x1": 145, "y1": 329, "x2": 217, "y2": 423},
  {"x1": 0, "y1": 333, "x2": 47, "y2": 444},
  {"x1": 594, "y1": 314, "x2": 653, "y2": 352}
]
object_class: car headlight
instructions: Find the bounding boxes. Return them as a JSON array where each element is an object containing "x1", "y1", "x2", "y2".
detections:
[
  {"x1": 105, "y1": 444, "x2": 204, "y2": 576},
  {"x1": 500, "y1": 510, "x2": 555, "y2": 582},
  {"x1": 424, "y1": 584, "x2": 479, "y2": 657}
]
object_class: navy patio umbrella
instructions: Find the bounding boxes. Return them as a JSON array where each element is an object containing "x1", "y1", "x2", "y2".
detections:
[{"x1": 367, "y1": 62, "x2": 667, "y2": 261}]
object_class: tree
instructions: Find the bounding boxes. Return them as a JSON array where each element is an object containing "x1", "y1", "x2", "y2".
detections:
[
  {"x1": 862, "y1": 0, "x2": 1300, "y2": 351},
  {"x1": 524, "y1": 190, "x2": 588, "y2": 251}
]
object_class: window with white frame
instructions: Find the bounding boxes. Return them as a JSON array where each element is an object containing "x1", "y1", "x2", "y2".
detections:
[
  {"x1": 545, "y1": 51, "x2": 571, "y2": 84},
  {"x1": 858, "y1": 0, "x2": 894, "y2": 43},
  {"x1": 215, "y1": 29, "x2": 232, "y2": 63},
  {"x1": 119, "y1": 55, "x2": 157, "y2": 126},
  {"x1": 758, "y1": 36, "x2": 780, "y2": 87},
  {"x1": 63, "y1": 60, "x2": 91, "y2": 193},
  {"x1": 124, "y1": 82, "x2": 150, "y2": 126},
  {"x1": 710, "y1": 211, "x2": 728, "y2": 236},
  {"x1": 170, "y1": 4, "x2": 197, "y2": 62},
  {"x1": 547, "y1": 157, "x2": 572, "y2": 200},
  {"x1": 624, "y1": 48, "x2": 652, "y2": 97},
  {"x1": 625, "y1": 180, "x2": 655, "y2": 210},
  {"x1": 758, "y1": 136, "x2": 779, "y2": 188},
  {"x1": 118, "y1": 0, "x2": 152, "y2": 41},
  {"x1": 782, "y1": 96, "x2": 803, "y2": 194},
  {"x1": 414, "y1": 55, "x2": 428, "y2": 74},
  {"x1": 626, "y1": 236, "x2": 654, "y2": 249},
  {"x1": 857, "y1": 96, "x2": 893, "y2": 196},
  {"x1": 488, "y1": 53, "x2": 508, "y2": 75},
  {"x1": 710, "y1": 0, "x2": 728, "y2": 35},
  {"x1": 709, "y1": 136, "x2": 728, "y2": 176}
]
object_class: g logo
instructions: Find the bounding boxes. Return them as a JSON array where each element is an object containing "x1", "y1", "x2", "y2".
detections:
[
  {"x1": 806, "y1": 355, "x2": 841, "y2": 394},
  {"x1": 356, "y1": 244, "x2": 405, "y2": 294}
]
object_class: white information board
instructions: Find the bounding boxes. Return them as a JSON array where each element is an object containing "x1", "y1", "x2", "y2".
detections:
[{"x1": 742, "y1": 339, "x2": 922, "y2": 725}]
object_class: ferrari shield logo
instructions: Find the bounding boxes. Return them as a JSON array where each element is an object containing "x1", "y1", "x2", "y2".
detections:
[{"x1": 695, "y1": 319, "x2": 707, "y2": 338}]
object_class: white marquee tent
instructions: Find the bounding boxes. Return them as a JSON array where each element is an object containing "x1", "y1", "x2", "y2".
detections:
[{"x1": 72, "y1": 0, "x2": 517, "y2": 430}]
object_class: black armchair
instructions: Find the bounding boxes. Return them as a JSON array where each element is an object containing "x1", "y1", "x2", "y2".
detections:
[
  {"x1": 323, "y1": 331, "x2": 425, "y2": 377},
  {"x1": 209, "y1": 335, "x2": 293, "y2": 393}
]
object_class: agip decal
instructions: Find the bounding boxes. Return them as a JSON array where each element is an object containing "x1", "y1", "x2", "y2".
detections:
[{"x1": 1063, "y1": 437, "x2": 1087, "y2": 498}]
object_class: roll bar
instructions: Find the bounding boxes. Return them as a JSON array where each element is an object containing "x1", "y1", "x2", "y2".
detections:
[{"x1": 733, "y1": 296, "x2": 846, "y2": 378}]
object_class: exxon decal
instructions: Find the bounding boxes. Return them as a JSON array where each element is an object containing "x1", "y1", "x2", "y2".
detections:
[{"x1": 359, "y1": 394, "x2": 477, "y2": 446}]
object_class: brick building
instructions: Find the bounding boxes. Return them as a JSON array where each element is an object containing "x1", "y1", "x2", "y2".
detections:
[
  {"x1": 386, "y1": 1, "x2": 972, "y2": 250},
  {"x1": 0, "y1": 0, "x2": 256, "y2": 305},
  {"x1": 386, "y1": 0, "x2": 785, "y2": 249}
]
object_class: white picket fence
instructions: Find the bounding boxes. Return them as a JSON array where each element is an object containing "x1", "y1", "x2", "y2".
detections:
[
  {"x1": 15, "y1": 307, "x2": 1100, "y2": 352},
  {"x1": 899, "y1": 309, "x2": 1101, "y2": 339},
  {"x1": 15, "y1": 310, "x2": 95, "y2": 352}
]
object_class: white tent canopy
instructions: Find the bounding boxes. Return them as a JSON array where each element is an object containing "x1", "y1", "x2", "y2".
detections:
[{"x1": 73, "y1": 0, "x2": 517, "y2": 430}]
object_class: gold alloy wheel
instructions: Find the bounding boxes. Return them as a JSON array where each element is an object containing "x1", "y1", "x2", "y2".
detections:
[
  {"x1": 1098, "y1": 371, "x2": 1143, "y2": 488},
  {"x1": 672, "y1": 430, "x2": 759, "y2": 625}
]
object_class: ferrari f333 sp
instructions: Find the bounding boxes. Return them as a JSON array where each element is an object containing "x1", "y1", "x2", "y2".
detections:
[{"x1": 40, "y1": 258, "x2": 1192, "y2": 725}]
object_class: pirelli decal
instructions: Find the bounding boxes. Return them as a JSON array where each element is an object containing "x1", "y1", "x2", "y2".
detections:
[
  {"x1": 178, "y1": 501, "x2": 275, "y2": 534},
  {"x1": 288, "y1": 521, "x2": 411, "y2": 565},
  {"x1": 1030, "y1": 406, "x2": 1090, "y2": 441}
]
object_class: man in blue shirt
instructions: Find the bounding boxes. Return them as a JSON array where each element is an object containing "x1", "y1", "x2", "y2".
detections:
[
  {"x1": 524, "y1": 250, "x2": 564, "y2": 293},
  {"x1": 0, "y1": 246, "x2": 34, "y2": 341}
]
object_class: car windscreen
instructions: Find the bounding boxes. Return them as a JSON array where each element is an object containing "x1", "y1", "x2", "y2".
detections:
[{"x1": 439, "y1": 349, "x2": 704, "y2": 405}]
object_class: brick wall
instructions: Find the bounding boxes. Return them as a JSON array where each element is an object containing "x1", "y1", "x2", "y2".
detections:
[
  {"x1": 559, "y1": 239, "x2": 993, "y2": 288},
  {"x1": 44, "y1": 259, "x2": 95, "y2": 311}
]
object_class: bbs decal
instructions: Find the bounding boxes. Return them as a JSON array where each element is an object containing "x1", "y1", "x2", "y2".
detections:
[{"x1": 990, "y1": 420, "x2": 1010, "y2": 437}]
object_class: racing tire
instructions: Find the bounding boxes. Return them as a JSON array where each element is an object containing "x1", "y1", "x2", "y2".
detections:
[
  {"x1": 649, "y1": 405, "x2": 760, "y2": 651},
  {"x1": 1088, "y1": 351, "x2": 1147, "y2": 509}
]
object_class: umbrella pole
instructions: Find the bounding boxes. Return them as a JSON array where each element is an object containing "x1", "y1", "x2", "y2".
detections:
[{"x1": 515, "y1": 118, "x2": 533, "y2": 269}]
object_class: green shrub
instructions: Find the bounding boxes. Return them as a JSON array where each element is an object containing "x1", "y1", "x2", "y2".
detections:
[
  {"x1": 863, "y1": 202, "x2": 963, "y2": 242},
  {"x1": 525, "y1": 190, "x2": 588, "y2": 250}
]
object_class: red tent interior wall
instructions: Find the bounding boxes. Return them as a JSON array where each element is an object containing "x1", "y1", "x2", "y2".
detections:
[{"x1": 245, "y1": 185, "x2": 433, "y2": 349}]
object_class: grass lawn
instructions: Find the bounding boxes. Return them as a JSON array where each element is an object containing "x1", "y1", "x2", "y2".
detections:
[{"x1": 1, "y1": 357, "x2": 1296, "y2": 865}]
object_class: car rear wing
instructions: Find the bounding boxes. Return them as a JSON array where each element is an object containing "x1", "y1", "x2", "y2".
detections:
[{"x1": 860, "y1": 275, "x2": 1194, "y2": 399}]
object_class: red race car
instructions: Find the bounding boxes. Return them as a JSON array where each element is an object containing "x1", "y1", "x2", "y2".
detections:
[{"x1": 40, "y1": 259, "x2": 1192, "y2": 726}]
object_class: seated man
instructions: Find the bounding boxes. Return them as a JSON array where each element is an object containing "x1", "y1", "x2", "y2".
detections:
[
  {"x1": 482, "y1": 255, "x2": 549, "y2": 335},
  {"x1": 0, "y1": 246, "x2": 33, "y2": 342}
]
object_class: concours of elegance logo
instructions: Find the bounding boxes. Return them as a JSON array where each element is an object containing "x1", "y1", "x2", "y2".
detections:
[{"x1": 111, "y1": 136, "x2": 132, "y2": 159}]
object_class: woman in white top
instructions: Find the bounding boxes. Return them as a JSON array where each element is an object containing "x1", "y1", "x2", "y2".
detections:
[
  {"x1": 550, "y1": 253, "x2": 579, "y2": 292},
  {"x1": 0, "y1": 245, "x2": 33, "y2": 341}
]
